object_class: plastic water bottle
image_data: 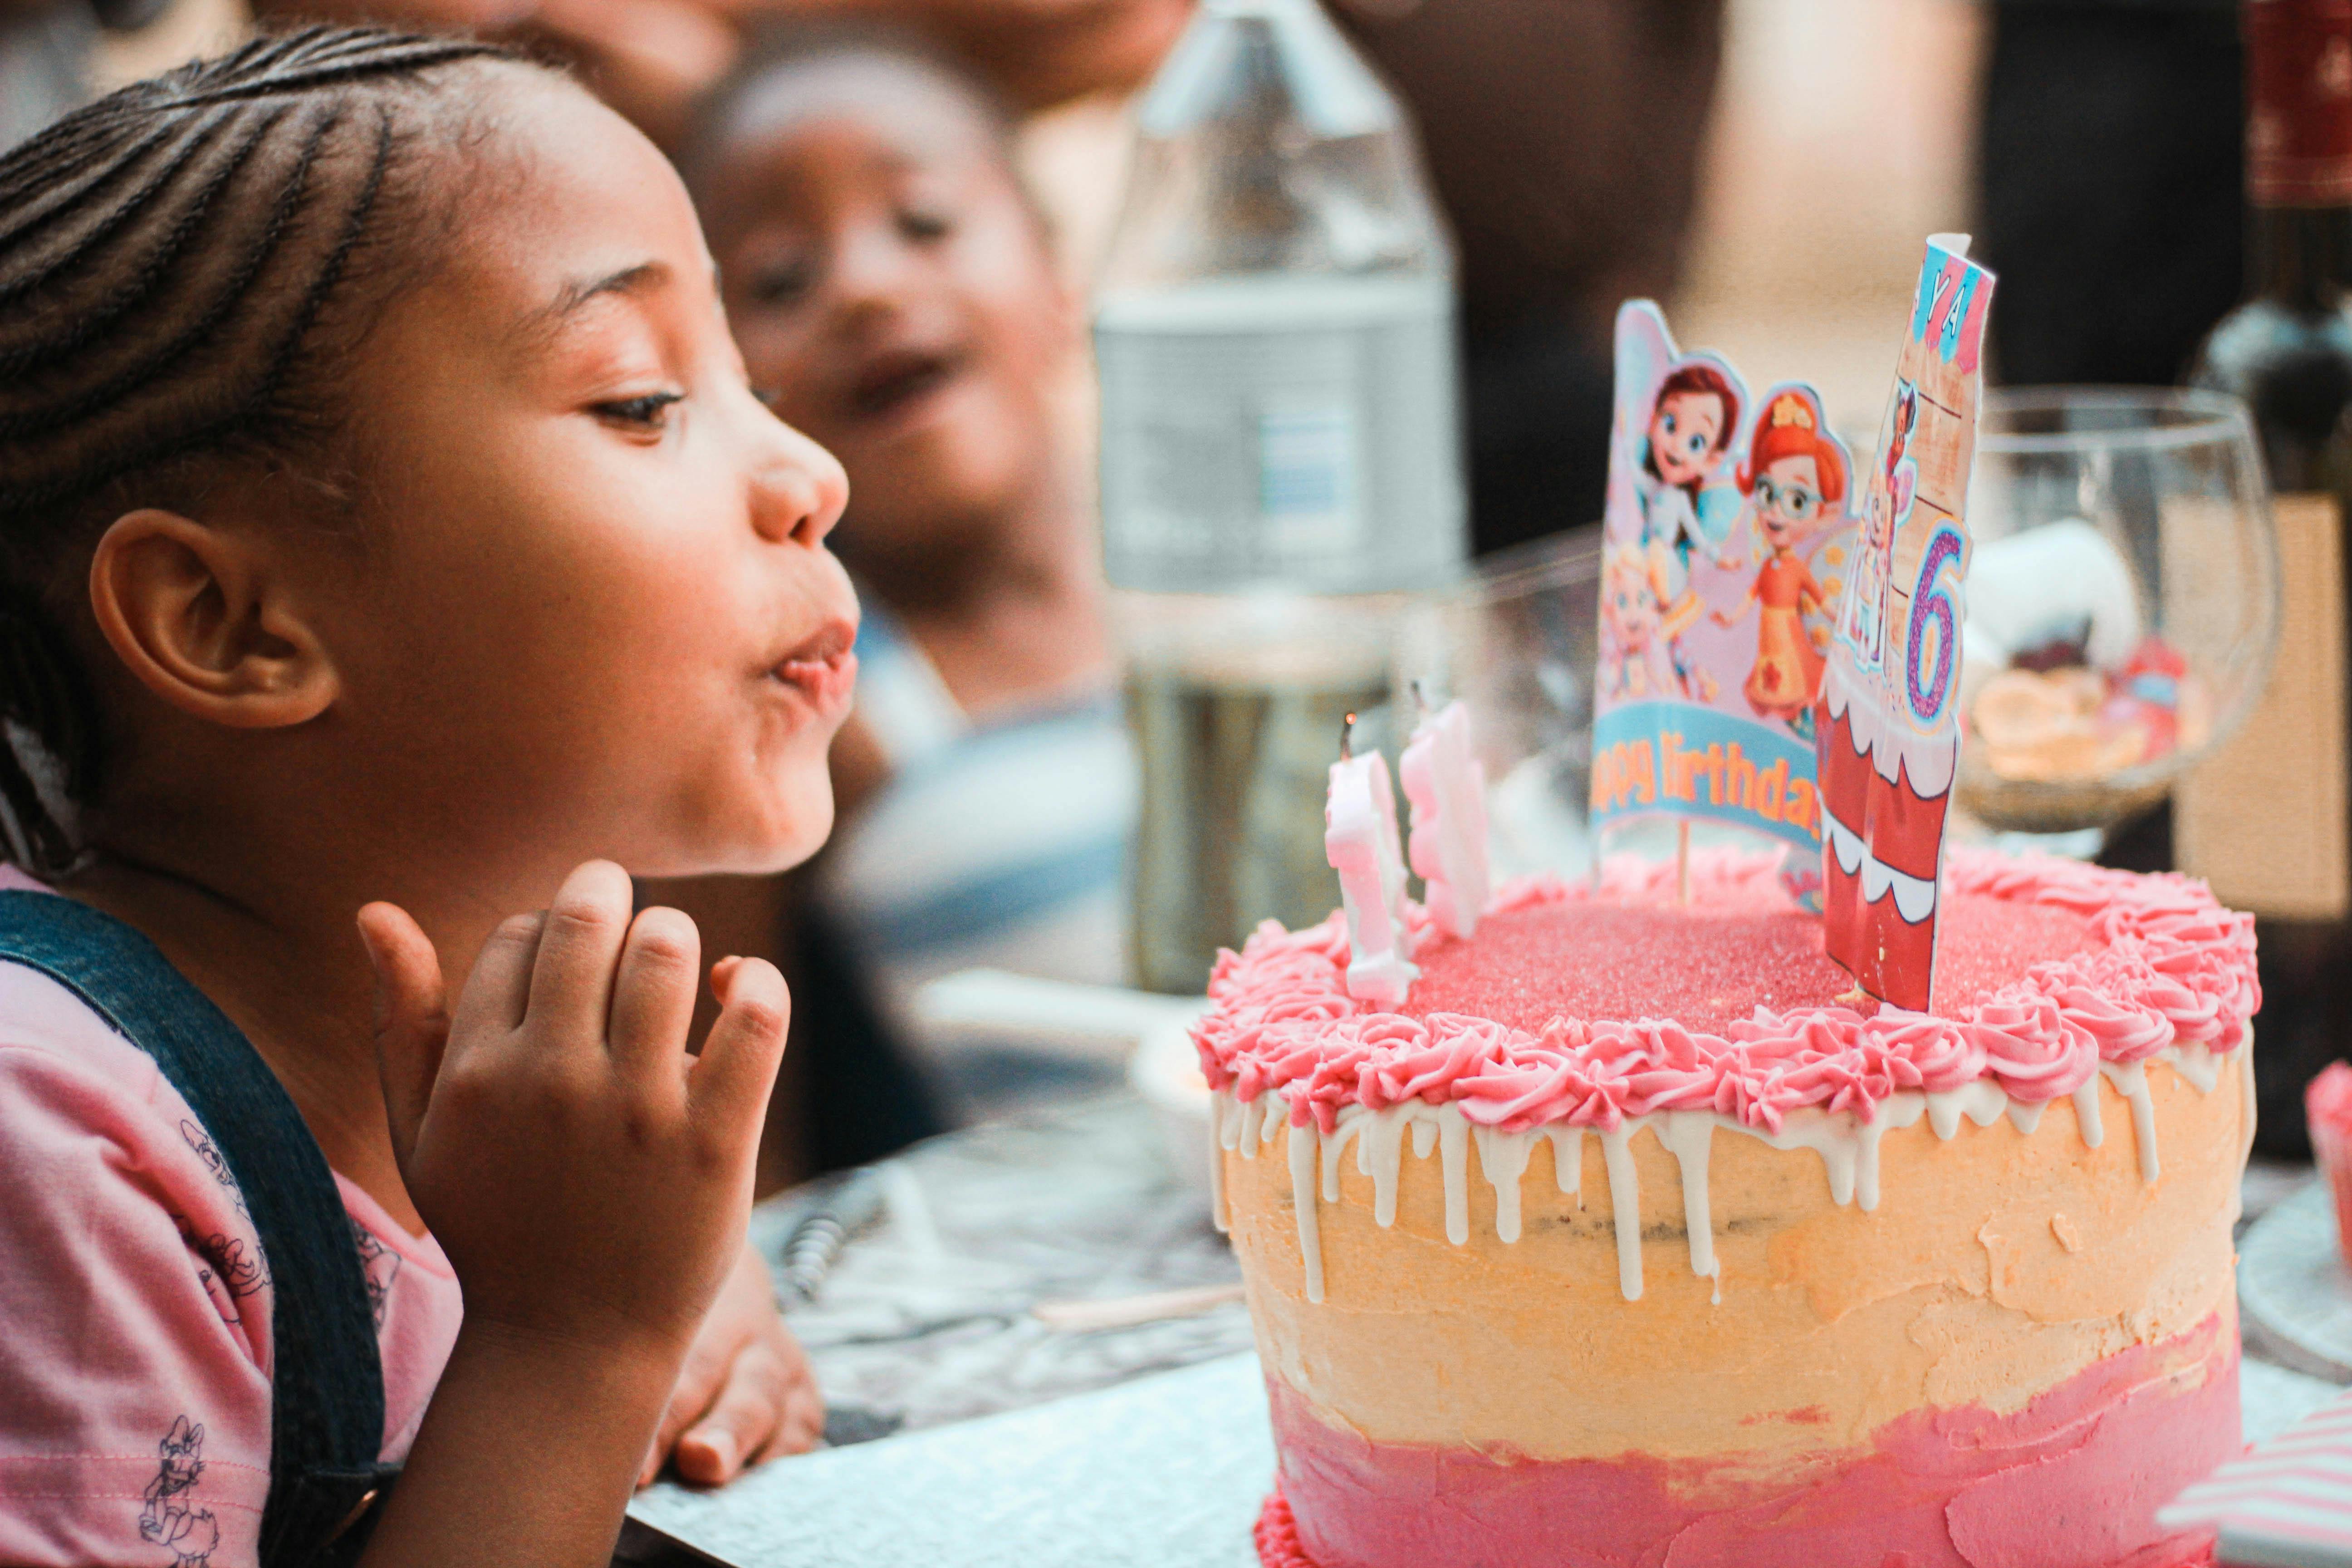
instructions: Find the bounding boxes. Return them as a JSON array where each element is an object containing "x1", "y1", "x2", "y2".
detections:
[{"x1": 1096, "y1": 0, "x2": 1466, "y2": 991}]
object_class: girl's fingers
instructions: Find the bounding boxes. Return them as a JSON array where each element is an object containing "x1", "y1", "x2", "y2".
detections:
[
  {"x1": 449, "y1": 908, "x2": 544, "y2": 1043},
  {"x1": 644, "y1": 1319, "x2": 737, "y2": 1487},
  {"x1": 607, "y1": 906, "x2": 701, "y2": 1085},
  {"x1": 524, "y1": 860, "x2": 636, "y2": 1045},
  {"x1": 674, "y1": 1342, "x2": 792, "y2": 1485},
  {"x1": 753, "y1": 1337, "x2": 824, "y2": 1463},
  {"x1": 768, "y1": 1381, "x2": 825, "y2": 1460},
  {"x1": 356, "y1": 902, "x2": 450, "y2": 1171},
  {"x1": 689, "y1": 956, "x2": 791, "y2": 1129},
  {"x1": 709, "y1": 954, "x2": 744, "y2": 1002}
]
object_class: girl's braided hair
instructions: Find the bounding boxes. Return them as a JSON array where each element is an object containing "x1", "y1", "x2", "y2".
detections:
[{"x1": 0, "y1": 25, "x2": 519, "y2": 872}]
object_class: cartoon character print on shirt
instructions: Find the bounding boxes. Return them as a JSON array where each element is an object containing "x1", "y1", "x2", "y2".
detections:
[
  {"x1": 173, "y1": 1214, "x2": 267, "y2": 1326},
  {"x1": 140, "y1": 1417, "x2": 219, "y2": 1567},
  {"x1": 178, "y1": 1120, "x2": 248, "y2": 1219},
  {"x1": 352, "y1": 1217, "x2": 401, "y2": 1332}
]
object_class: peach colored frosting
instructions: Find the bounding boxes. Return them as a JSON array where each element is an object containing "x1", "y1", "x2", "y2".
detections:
[{"x1": 1192, "y1": 849, "x2": 2258, "y2": 1140}]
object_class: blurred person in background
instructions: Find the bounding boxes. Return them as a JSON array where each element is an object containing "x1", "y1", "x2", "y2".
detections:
[
  {"x1": 0, "y1": 0, "x2": 167, "y2": 147},
  {"x1": 1330, "y1": 0, "x2": 1726, "y2": 555},
  {"x1": 246, "y1": 0, "x2": 1728, "y2": 559},
  {"x1": 244, "y1": 0, "x2": 1192, "y2": 143},
  {"x1": 674, "y1": 28, "x2": 1137, "y2": 1142}
]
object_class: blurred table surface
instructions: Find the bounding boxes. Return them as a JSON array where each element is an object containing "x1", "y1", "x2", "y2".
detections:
[{"x1": 619, "y1": 1095, "x2": 2348, "y2": 1568}]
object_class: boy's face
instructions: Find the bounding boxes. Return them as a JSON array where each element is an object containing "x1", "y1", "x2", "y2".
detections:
[
  {"x1": 308, "y1": 76, "x2": 859, "y2": 880},
  {"x1": 694, "y1": 59, "x2": 1073, "y2": 578}
]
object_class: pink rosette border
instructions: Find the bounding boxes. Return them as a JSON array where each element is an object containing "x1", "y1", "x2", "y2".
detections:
[{"x1": 1192, "y1": 849, "x2": 2260, "y2": 1135}]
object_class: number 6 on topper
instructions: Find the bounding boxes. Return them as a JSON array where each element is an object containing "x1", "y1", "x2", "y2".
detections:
[
  {"x1": 1906, "y1": 524, "x2": 1965, "y2": 726},
  {"x1": 1814, "y1": 236, "x2": 1994, "y2": 1014}
]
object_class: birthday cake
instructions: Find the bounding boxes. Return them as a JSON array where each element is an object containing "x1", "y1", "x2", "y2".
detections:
[{"x1": 1197, "y1": 849, "x2": 2257, "y2": 1568}]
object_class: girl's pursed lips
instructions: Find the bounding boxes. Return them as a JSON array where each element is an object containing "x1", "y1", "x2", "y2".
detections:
[{"x1": 770, "y1": 618, "x2": 859, "y2": 715}]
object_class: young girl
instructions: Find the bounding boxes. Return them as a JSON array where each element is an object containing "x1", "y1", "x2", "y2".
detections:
[
  {"x1": 0, "y1": 28, "x2": 853, "y2": 1566},
  {"x1": 674, "y1": 30, "x2": 1134, "y2": 1119},
  {"x1": 1715, "y1": 388, "x2": 1847, "y2": 727}
]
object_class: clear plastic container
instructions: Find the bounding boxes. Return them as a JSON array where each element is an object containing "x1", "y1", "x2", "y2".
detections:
[
  {"x1": 1094, "y1": 0, "x2": 1465, "y2": 990},
  {"x1": 1095, "y1": 0, "x2": 1463, "y2": 595}
]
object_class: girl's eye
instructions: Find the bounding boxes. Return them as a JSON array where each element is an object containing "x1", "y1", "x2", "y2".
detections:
[
  {"x1": 597, "y1": 391, "x2": 684, "y2": 430},
  {"x1": 899, "y1": 205, "x2": 953, "y2": 242},
  {"x1": 751, "y1": 258, "x2": 818, "y2": 305},
  {"x1": 1686, "y1": 432, "x2": 1707, "y2": 455},
  {"x1": 1660, "y1": 413, "x2": 1677, "y2": 436}
]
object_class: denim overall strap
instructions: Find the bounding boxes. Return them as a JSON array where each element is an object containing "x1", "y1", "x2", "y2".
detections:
[{"x1": 0, "y1": 891, "x2": 395, "y2": 1567}]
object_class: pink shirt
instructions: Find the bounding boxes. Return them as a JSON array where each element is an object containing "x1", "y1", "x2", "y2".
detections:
[{"x1": 0, "y1": 872, "x2": 462, "y2": 1568}]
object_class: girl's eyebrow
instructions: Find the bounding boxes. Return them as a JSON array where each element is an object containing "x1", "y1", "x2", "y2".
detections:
[{"x1": 523, "y1": 260, "x2": 672, "y2": 341}]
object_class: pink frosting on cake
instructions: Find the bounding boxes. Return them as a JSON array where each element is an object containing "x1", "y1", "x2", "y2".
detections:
[
  {"x1": 1193, "y1": 849, "x2": 2259, "y2": 1139},
  {"x1": 1262, "y1": 1315, "x2": 2237, "y2": 1568}
]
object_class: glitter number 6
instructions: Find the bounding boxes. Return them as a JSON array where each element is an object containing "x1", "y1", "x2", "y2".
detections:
[{"x1": 1905, "y1": 524, "x2": 1964, "y2": 725}]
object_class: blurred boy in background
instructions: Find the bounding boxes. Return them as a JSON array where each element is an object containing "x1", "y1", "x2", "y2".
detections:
[{"x1": 677, "y1": 29, "x2": 1137, "y2": 1138}]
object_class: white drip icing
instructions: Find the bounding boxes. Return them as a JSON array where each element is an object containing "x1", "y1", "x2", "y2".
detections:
[
  {"x1": 1599, "y1": 1127, "x2": 1644, "y2": 1300},
  {"x1": 1289, "y1": 1110, "x2": 1323, "y2": 1301},
  {"x1": 2100, "y1": 1061, "x2": 2156, "y2": 1183},
  {"x1": 1655, "y1": 1113, "x2": 1722, "y2": 1302},
  {"x1": 1439, "y1": 1115, "x2": 1471, "y2": 1244},
  {"x1": 1543, "y1": 1126, "x2": 1586, "y2": 1203},
  {"x1": 1925, "y1": 1079, "x2": 2010, "y2": 1142},
  {"x1": 2072, "y1": 1078, "x2": 2105, "y2": 1152},
  {"x1": 2174, "y1": 1043, "x2": 2222, "y2": 1095},
  {"x1": 1236, "y1": 1044, "x2": 2230, "y2": 1307},
  {"x1": 1235, "y1": 1093, "x2": 1266, "y2": 1160},
  {"x1": 1209, "y1": 1094, "x2": 1230, "y2": 1234},
  {"x1": 1362, "y1": 1107, "x2": 1410, "y2": 1225},
  {"x1": 2236, "y1": 1043, "x2": 2259, "y2": 1169},
  {"x1": 1473, "y1": 1127, "x2": 1536, "y2": 1244}
]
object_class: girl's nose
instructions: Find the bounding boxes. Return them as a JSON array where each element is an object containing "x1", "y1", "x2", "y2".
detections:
[{"x1": 750, "y1": 417, "x2": 849, "y2": 547}]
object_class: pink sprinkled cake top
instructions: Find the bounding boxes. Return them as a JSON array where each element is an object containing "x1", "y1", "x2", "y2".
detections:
[
  {"x1": 1398, "y1": 899, "x2": 2097, "y2": 1035},
  {"x1": 1192, "y1": 849, "x2": 2259, "y2": 1136}
]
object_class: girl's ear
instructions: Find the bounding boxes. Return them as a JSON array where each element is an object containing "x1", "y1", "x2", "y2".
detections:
[{"x1": 87, "y1": 509, "x2": 339, "y2": 730}]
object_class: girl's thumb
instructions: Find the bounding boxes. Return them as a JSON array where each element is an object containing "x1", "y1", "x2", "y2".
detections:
[{"x1": 356, "y1": 902, "x2": 451, "y2": 1171}]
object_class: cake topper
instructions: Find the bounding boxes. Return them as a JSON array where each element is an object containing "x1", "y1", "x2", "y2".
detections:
[
  {"x1": 1592, "y1": 301, "x2": 1857, "y2": 904},
  {"x1": 1814, "y1": 235, "x2": 1995, "y2": 1012},
  {"x1": 1325, "y1": 713, "x2": 1417, "y2": 1006}
]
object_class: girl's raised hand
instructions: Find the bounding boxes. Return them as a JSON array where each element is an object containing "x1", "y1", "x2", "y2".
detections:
[{"x1": 358, "y1": 861, "x2": 789, "y2": 1365}]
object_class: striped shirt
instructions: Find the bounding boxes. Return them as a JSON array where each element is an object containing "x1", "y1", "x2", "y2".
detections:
[{"x1": 815, "y1": 606, "x2": 1137, "y2": 1117}]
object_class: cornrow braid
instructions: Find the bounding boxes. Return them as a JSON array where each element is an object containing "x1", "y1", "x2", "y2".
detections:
[{"x1": 0, "y1": 25, "x2": 528, "y2": 872}]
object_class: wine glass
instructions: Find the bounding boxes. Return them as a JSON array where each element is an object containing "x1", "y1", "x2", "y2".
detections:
[{"x1": 1956, "y1": 386, "x2": 2280, "y2": 839}]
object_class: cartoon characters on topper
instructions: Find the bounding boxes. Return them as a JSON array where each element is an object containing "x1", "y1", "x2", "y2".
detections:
[
  {"x1": 1593, "y1": 303, "x2": 1856, "y2": 886},
  {"x1": 1633, "y1": 360, "x2": 1744, "y2": 704},
  {"x1": 1715, "y1": 387, "x2": 1848, "y2": 735}
]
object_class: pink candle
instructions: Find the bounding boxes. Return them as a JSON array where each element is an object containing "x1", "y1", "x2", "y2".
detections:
[
  {"x1": 1401, "y1": 699, "x2": 1490, "y2": 941},
  {"x1": 1326, "y1": 747, "x2": 1417, "y2": 1008}
]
